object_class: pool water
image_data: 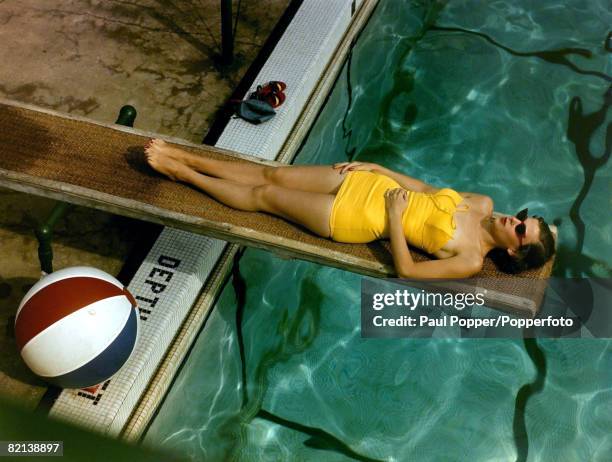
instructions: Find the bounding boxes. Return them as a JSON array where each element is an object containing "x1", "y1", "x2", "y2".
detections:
[{"x1": 144, "y1": 0, "x2": 612, "y2": 460}]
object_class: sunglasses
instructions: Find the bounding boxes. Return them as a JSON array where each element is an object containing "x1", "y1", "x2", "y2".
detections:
[
  {"x1": 515, "y1": 208, "x2": 528, "y2": 246},
  {"x1": 514, "y1": 208, "x2": 545, "y2": 247}
]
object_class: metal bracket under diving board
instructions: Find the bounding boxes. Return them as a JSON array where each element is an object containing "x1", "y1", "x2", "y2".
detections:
[{"x1": 0, "y1": 99, "x2": 555, "y2": 317}]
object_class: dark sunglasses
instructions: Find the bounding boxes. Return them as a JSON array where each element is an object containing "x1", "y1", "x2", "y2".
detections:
[
  {"x1": 514, "y1": 208, "x2": 546, "y2": 247},
  {"x1": 514, "y1": 208, "x2": 529, "y2": 247}
]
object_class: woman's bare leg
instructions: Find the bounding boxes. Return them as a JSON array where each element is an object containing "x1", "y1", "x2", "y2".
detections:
[
  {"x1": 146, "y1": 139, "x2": 347, "y2": 194},
  {"x1": 145, "y1": 150, "x2": 334, "y2": 237}
]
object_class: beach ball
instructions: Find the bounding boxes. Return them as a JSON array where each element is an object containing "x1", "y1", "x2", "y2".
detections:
[{"x1": 14, "y1": 267, "x2": 139, "y2": 389}]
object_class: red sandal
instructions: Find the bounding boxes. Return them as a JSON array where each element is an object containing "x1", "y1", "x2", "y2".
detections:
[
  {"x1": 252, "y1": 81, "x2": 287, "y2": 97},
  {"x1": 249, "y1": 81, "x2": 287, "y2": 108},
  {"x1": 261, "y1": 91, "x2": 285, "y2": 108}
]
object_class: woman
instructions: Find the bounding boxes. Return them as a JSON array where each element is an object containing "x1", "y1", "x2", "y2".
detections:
[{"x1": 144, "y1": 139, "x2": 555, "y2": 279}]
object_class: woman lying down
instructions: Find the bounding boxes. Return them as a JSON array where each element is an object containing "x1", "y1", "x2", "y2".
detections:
[{"x1": 144, "y1": 139, "x2": 555, "y2": 279}]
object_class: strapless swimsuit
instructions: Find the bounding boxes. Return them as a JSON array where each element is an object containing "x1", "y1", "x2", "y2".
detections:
[{"x1": 329, "y1": 171, "x2": 467, "y2": 254}]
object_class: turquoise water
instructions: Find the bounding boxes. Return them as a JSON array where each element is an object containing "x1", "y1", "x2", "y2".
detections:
[{"x1": 144, "y1": 1, "x2": 612, "y2": 460}]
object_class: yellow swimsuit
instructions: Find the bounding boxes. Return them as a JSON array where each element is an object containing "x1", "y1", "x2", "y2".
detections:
[{"x1": 329, "y1": 171, "x2": 466, "y2": 254}]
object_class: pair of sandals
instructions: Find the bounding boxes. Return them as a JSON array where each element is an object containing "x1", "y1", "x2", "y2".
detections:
[
  {"x1": 230, "y1": 81, "x2": 287, "y2": 124},
  {"x1": 248, "y1": 81, "x2": 287, "y2": 108}
]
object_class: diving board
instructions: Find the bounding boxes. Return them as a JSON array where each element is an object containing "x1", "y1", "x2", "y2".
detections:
[{"x1": 0, "y1": 100, "x2": 554, "y2": 316}]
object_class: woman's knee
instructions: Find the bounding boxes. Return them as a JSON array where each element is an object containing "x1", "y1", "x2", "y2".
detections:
[
  {"x1": 262, "y1": 166, "x2": 286, "y2": 186},
  {"x1": 253, "y1": 184, "x2": 276, "y2": 211}
]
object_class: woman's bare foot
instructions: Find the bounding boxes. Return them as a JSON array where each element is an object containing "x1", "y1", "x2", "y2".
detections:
[
  {"x1": 145, "y1": 141, "x2": 194, "y2": 182},
  {"x1": 145, "y1": 138, "x2": 198, "y2": 168}
]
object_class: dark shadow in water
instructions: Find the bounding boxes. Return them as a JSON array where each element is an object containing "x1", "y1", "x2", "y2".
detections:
[
  {"x1": 567, "y1": 85, "x2": 612, "y2": 257},
  {"x1": 229, "y1": 264, "x2": 367, "y2": 459},
  {"x1": 430, "y1": 26, "x2": 611, "y2": 83},
  {"x1": 358, "y1": 1, "x2": 448, "y2": 161},
  {"x1": 513, "y1": 338, "x2": 547, "y2": 462},
  {"x1": 547, "y1": 86, "x2": 612, "y2": 329},
  {"x1": 342, "y1": 47, "x2": 357, "y2": 160},
  {"x1": 257, "y1": 409, "x2": 384, "y2": 462},
  {"x1": 231, "y1": 248, "x2": 249, "y2": 408}
]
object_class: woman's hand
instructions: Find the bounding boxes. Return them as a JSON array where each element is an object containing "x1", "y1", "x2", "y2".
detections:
[
  {"x1": 385, "y1": 188, "x2": 408, "y2": 219},
  {"x1": 332, "y1": 161, "x2": 379, "y2": 174}
]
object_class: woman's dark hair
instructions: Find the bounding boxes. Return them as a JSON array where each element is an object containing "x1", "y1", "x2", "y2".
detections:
[{"x1": 489, "y1": 217, "x2": 556, "y2": 274}]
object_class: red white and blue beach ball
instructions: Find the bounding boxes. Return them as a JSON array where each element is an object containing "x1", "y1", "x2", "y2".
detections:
[{"x1": 14, "y1": 267, "x2": 139, "y2": 389}]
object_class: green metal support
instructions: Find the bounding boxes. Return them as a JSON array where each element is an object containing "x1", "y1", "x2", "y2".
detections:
[
  {"x1": 116, "y1": 105, "x2": 137, "y2": 127},
  {"x1": 35, "y1": 105, "x2": 138, "y2": 274},
  {"x1": 35, "y1": 202, "x2": 72, "y2": 274}
]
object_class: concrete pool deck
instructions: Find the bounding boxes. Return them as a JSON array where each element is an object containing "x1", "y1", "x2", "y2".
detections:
[{"x1": 0, "y1": 0, "x2": 291, "y2": 411}]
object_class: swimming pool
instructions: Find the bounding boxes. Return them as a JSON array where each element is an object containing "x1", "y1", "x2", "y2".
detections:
[{"x1": 144, "y1": 0, "x2": 612, "y2": 460}]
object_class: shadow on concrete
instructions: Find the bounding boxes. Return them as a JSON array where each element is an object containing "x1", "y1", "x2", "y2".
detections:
[{"x1": 0, "y1": 276, "x2": 47, "y2": 387}]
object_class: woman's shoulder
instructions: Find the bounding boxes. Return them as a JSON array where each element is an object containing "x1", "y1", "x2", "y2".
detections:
[{"x1": 460, "y1": 192, "x2": 493, "y2": 215}]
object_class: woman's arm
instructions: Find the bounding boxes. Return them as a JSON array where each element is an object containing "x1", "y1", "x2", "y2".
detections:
[
  {"x1": 333, "y1": 162, "x2": 437, "y2": 193},
  {"x1": 374, "y1": 165, "x2": 439, "y2": 193},
  {"x1": 379, "y1": 166, "x2": 492, "y2": 211},
  {"x1": 334, "y1": 162, "x2": 491, "y2": 209}
]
